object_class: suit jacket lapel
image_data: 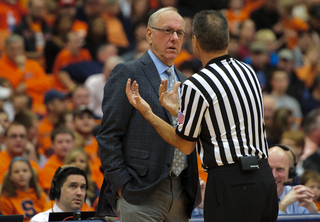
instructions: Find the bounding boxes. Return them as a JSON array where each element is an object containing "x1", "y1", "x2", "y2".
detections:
[{"x1": 141, "y1": 53, "x2": 161, "y2": 98}]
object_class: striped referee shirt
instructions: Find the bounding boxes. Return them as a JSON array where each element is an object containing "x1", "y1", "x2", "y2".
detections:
[{"x1": 176, "y1": 54, "x2": 269, "y2": 170}]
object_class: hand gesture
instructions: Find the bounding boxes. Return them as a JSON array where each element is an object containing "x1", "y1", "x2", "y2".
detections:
[
  {"x1": 159, "y1": 78, "x2": 181, "y2": 117},
  {"x1": 126, "y1": 78, "x2": 151, "y2": 116}
]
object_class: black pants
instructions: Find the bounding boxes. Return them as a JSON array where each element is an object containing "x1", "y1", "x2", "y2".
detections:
[{"x1": 204, "y1": 159, "x2": 278, "y2": 222}]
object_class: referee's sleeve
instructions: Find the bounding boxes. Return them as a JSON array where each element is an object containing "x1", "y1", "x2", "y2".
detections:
[{"x1": 176, "y1": 83, "x2": 208, "y2": 141}]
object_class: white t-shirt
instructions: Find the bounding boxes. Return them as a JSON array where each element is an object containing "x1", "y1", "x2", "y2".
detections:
[{"x1": 30, "y1": 203, "x2": 63, "y2": 222}]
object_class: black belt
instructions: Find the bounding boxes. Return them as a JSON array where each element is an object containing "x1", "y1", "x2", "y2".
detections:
[{"x1": 207, "y1": 158, "x2": 269, "y2": 173}]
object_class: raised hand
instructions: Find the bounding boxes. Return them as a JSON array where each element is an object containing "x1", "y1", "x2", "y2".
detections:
[
  {"x1": 126, "y1": 78, "x2": 152, "y2": 116},
  {"x1": 159, "y1": 78, "x2": 181, "y2": 117}
]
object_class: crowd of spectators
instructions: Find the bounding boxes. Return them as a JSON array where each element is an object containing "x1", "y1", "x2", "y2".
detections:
[{"x1": 0, "y1": 0, "x2": 320, "y2": 220}]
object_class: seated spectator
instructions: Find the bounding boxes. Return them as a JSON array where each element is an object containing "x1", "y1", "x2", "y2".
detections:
[
  {"x1": 0, "y1": 157, "x2": 48, "y2": 222},
  {"x1": 268, "y1": 145, "x2": 318, "y2": 214},
  {"x1": 52, "y1": 32, "x2": 92, "y2": 92},
  {"x1": 13, "y1": 0, "x2": 51, "y2": 64},
  {"x1": 0, "y1": 34, "x2": 51, "y2": 116},
  {"x1": 30, "y1": 166, "x2": 88, "y2": 222},
  {"x1": 0, "y1": 122, "x2": 40, "y2": 184},
  {"x1": 255, "y1": 29, "x2": 279, "y2": 66},
  {"x1": 44, "y1": 15, "x2": 73, "y2": 74},
  {"x1": 55, "y1": 111, "x2": 85, "y2": 149},
  {"x1": 12, "y1": 93, "x2": 33, "y2": 117},
  {"x1": 63, "y1": 148, "x2": 99, "y2": 206},
  {"x1": 246, "y1": 41, "x2": 272, "y2": 90},
  {"x1": 280, "y1": 130, "x2": 305, "y2": 177},
  {"x1": 38, "y1": 90, "x2": 68, "y2": 157},
  {"x1": 300, "y1": 170, "x2": 320, "y2": 211},
  {"x1": 269, "y1": 68, "x2": 303, "y2": 118},
  {"x1": 39, "y1": 127, "x2": 75, "y2": 194},
  {"x1": 58, "y1": 0, "x2": 88, "y2": 38},
  {"x1": 73, "y1": 107, "x2": 103, "y2": 189},
  {"x1": 236, "y1": 19, "x2": 256, "y2": 61},
  {"x1": 276, "y1": 48, "x2": 307, "y2": 106},
  {"x1": 70, "y1": 85, "x2": 90, "y2": 110},
  {"x1": 85, "y1": 56, "x2": 124, "y2": 118},
  {"x1": 14, "y1": 110, "x2": 46, "y2": 167},
  {"x1": 270, "y1": 108, "x2": 294, "y2": 144}
]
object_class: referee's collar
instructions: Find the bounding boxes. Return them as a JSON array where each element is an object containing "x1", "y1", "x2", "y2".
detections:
[{"x1": 205, "y1": 54, "x2": 230, "y2": 67}]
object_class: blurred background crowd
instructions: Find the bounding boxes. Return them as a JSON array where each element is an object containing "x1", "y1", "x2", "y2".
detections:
[{"x1": 1, "y1": 0, "x2": 320, "y2": 220}]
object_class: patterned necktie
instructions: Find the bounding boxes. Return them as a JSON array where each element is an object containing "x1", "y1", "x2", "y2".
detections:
[{"x1": 166, "y1": 67, "x2": 184, "y2": 177}]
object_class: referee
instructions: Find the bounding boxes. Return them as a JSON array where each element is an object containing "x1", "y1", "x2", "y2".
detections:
[{"x1": 126, "y1": 10, "x2": 278, "y2": 222}]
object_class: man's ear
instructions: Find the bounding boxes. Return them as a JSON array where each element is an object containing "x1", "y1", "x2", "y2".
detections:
[{"x1": 146, "y1": 27, "x2": 153, "y2": 45}]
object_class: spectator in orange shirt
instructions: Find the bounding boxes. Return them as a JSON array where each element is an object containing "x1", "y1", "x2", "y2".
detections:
[
  {"x1": 0, "y1": 157, "x2": 48, "y2": 222},
  {"x1": 73, "y1": 107, "x2": 97, "y2": 162},
  {"x1": 38, "y1": 90, "x2": 68, "y2": 157},
  {"x1": 39, "y1": 127, "x2": 75, "y2": 194},
  {"x1": 13, "y1": 0, "x2": 51, "y2": 63},
  {"x1": 0, "y1": 34, "x2": 51, "y2": 116},
  {"x1": 52, "y1": 32, "x2": 92, "y2": 92},
  {"x1": 58, "y1": 0, "x2": 88, "y2": 39},
  {"x1": 0, "y1": 122, "x2": 40, "y2": 184},
  {"x1": 71, "y1": 85, "x2": 90, "y2": 110}
]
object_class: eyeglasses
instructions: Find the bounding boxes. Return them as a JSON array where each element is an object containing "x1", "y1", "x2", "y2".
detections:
[
  {"x1": 151, "y1": 27, "x2": 186, "y2": 38},
  {"x1": 7, "y1": 134, "x2": 27, "y2": 139}
]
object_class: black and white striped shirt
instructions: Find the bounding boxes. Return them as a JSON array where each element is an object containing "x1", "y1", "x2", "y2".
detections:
[{"x1": 176, "y1": 54, "x2": 269, "y2": 170}]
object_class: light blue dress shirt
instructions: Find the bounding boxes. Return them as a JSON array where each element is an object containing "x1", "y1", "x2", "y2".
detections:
[
  {"x1": 278, "y1": 186, "x2": 310, "y2": 214},
  {"x1": 147, "y1": 49, "x2": 187, "y2": 167}
]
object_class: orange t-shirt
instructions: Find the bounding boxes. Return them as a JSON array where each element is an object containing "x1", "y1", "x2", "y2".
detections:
[
  {"x1": 39, "y1": 154, "x2": 63, "y2": 190},
  {"x1": 0, "y1": 189, "x2": 48, "y2": 222},
  {"x1": 90, "y1": 157, "x2": 103, "y2": 190},
  {"x1": 0, "y1": 55, "x2": 51, "y2": 116},
  {"x1": 101, "y1": 13, "x2": 129, "y2": 48},
  {"x1": 52, "y1": 48, "x2": 92, "y2": 92},
  {"x1": 37, "y1": 116, "x2": 54, "y2": 157},
  {"x1": 0, "y1": 150, "x2": 40, "y2": 184}
]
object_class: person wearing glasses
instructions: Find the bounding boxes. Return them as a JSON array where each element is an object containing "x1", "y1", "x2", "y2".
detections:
[
  {"x1": 96, "y1": 6, "x2": 200, "y2": 222},
  {"x1": 0, "y1": 122, "x2": 41, "y2": 186}
]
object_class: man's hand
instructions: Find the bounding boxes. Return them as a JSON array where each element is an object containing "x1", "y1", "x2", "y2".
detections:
[
  {"x1": 159, "y1": 79, "x2": 181, "y2": 117},
  {"x1": 279, "y1": 185, "x2": 316, "y2": 213},
  {"x1": 126, "y1": 78, "x2": 152, "y2": 117}
]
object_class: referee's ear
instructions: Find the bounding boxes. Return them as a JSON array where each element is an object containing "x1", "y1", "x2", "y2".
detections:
[{"x1": 192, "y1": 35, "x2": 200, "y2": 51}]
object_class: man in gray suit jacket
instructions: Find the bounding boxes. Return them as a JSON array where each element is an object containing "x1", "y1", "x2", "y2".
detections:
[{"x1": 96, "y1": 7, "x2": 200, "y2": 222}]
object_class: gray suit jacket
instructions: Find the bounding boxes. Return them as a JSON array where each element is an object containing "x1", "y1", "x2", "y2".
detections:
[{"x1": 96, "y1": 52, "x2": 200, "y2": 218}]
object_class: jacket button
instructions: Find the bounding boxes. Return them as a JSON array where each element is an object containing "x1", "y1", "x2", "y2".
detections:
[{"x1": 166, "y1": 163, "x2": 170, "y2": 167}]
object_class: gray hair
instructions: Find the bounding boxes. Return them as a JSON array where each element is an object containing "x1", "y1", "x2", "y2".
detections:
[{"x1": 147, "y1": 7, "x2": 185, "y2": 29}]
